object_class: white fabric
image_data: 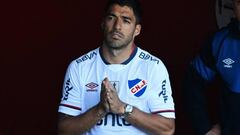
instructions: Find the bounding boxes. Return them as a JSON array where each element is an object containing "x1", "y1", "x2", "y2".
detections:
[{"x1": 58, "y1": 47, "x2": 175, "y2": 135}]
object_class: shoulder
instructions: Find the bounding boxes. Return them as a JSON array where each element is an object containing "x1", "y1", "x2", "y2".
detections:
[
  {"x1": 74, "y1": 48, "x2": 99, "y2": 65},
  {"x1": 212, "y1": 20, "x2": 238, "y2": 43},
  {"x1": 136, "y1": 47, "x2": 168, "y2": 73},
  {"x1": 137, "y1": 47, "x2": 164, "y2": 66},
  {"x1": 66, "y1": 48, "x2": 99, "y2": 72},
  {"x1": 213, "y1": 27, "x2": 230, "y2": 40},
  {"x1": 210, "y1": 24, "x2": 236, "y2": 56}
]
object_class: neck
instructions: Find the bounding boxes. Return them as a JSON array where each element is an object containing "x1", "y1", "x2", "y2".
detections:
[{"x1": 101, "y1": 43, "x2": 135, "y2": 64}]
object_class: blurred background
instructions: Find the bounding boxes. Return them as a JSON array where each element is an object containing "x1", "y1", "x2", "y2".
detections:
[{"x1": 1, "y1": 0, "x2": 221, "y2": 134}]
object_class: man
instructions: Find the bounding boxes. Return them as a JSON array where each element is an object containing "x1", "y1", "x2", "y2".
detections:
[
  {"x1": 183, "y1": 0, "x2": 240, "y2": 135},
  {"x1": 57, "y1": 0, "x2": 175, "y2": 135}
]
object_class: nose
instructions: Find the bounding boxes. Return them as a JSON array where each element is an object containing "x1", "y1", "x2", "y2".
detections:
[{"x1": 113, "y1": 18, "x2": 122, "y2": 30}]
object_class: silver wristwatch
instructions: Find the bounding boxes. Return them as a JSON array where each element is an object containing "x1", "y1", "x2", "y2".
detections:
[{"x1": 123, "y1": 104, "x2": 133, "y2": 118}]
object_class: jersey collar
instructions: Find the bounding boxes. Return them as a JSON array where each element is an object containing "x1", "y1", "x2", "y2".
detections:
[{"x1": 99, "y1": 44, "x2": 138, "y2": 65}]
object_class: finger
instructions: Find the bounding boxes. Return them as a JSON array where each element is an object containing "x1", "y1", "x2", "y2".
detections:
[
  {"x1": 110, "y1": 87, "x2": 117, "y2": 93},
  {"x1": 108, "y1": 89, "x2": 117, "y2": 98},
  {"x1": 101, "y1": 83, "x2": 107, "y2": 94},
  {"x1": 104, "y1": 84, "x2": 112, "y2": 93},
  {"x1": 106, "y1": 92, "x2": 114, "y2": 103},
  {"x1": 102, "y1": 80, "x2": 107, "y2": 88},
  {"x1": 104, "y1": 79, "x2": 114, "y2": 91},
  {"x1": 104, "y1": 97, "x2": 109, "y2": 104},
  {"x1": 105, "y1": 82, "x2": 116, "y2": 92},
  {"x1": 103, "y1": 77, "x2": 108, "y2": 81},
  {"x1": 107, "y1": 89, "x2": 117, "y2": 98},
  {"x1": 105, "y1": 77, "x2": 110, "y2": 81},
  {"x1": 105, "y1": 83, "x2": 117, "y2": 93},
  {"x1": 107, "y1": 92, "x2": 111, "y2": 100},
  {"x1": 102, "y1": 77, "x2": 110, "y2": 87},
  {"x1": 102, "y1": 78, "x2": 109, "y2": 87}
]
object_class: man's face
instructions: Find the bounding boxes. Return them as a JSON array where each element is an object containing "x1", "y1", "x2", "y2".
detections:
[
  {"x1": 234, "y1": 0, "x2": 240, "y2": 21},
  {"x1": 102, "y1": 4, "x2": 141, "y2": 50}
]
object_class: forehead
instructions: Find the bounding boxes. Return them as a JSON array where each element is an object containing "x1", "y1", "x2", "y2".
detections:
[{"x1": 108, "y1": 4, "x2": 135, "y2": 17}]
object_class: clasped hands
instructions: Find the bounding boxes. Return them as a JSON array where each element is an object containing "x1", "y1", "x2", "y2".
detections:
[{"x1": 99, "y1": 77, "x2": 126, "y2": 115}]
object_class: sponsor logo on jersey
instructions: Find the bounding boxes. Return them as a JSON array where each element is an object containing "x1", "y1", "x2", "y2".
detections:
[
  {"x1": 128, "y1": 79, "x2": 147, "y2": 97},
  {"x1": 76, "y1": 51, "x2": 97, "y2": 63},
  {"x1": 158, "y1": 80, "x2": 168, "y2": 103},
  {"x1": 62, "y1": 78, "x2": 73, "y2": 100},
  {"x1": 139, "y1": 52, "x2": 159, "y2": 64},
  {"x1": 85, "y1": 82, "x2": 98, "y2": 92},
  {"x1": 222, "y1": 58, "x2": 235, "y2": 68},
  {"x1": 97, "y1": 112, "x2": 131, "y2": 127}
]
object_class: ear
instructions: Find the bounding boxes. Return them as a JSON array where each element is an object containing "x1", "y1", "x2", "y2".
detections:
[{"x1": 134, "y1": 24, "x2": 141, "y2": 37}]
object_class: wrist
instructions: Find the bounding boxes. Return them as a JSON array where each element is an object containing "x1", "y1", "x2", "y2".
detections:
[
  {"x1": 96, "y1": 104, "x2": 107, "y2": 118},
  {"x1": 118, "y1": 103, "x2": 127, "y2": 116},
  {"x1": 121, "y1": 104, "x2": 134, "y2": 118}
]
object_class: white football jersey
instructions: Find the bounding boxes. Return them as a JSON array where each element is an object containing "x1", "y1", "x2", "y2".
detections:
[{"x1": 58, "y1": 47, "x2": 175, "y2": 135}]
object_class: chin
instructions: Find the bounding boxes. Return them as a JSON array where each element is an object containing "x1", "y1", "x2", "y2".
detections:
[
  {"x1": 109, "y1": 44, "x2": 124, "y2": 50},
  {"x1": 105, "y1": 40, "x2": 122, "y2": 48}
]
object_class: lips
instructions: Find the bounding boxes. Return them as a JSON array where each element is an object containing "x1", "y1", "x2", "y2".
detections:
[{"x1": 111, "y1": 31, "x2": 123, "y2": 39}]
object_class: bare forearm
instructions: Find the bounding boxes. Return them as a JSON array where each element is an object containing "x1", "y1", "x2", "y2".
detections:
[
  {"x1": 103, "y1": 78, "x2": 175, "y2": 134},
  {"x1": 58, "y1": 105, "x2": 105, "y2": 135},
  {"x1": 125, "y1": 107, "x2": 175, "y2": 135}
]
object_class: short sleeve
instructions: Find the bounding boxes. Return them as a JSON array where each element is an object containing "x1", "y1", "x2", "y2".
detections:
[
  {"x1": 147, "y1": 61, "x2": 175, "y2": 118},
  {"x1": 58, "y1": 61, "x2": 82, "y2": 116}
]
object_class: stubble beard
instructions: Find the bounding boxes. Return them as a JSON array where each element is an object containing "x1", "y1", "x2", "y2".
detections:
[{"x1": 104, "y1": 33, "x2": 134, "y2": 50}]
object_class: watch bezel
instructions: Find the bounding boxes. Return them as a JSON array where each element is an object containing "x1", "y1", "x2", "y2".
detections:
[{"x1": 123, "y1": 104, "x2": 133, "y2": 118}]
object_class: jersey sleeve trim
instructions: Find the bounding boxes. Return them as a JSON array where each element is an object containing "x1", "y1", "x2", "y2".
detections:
[
  {"x1": 151, "y1": 110, "x2": 175, "y2": 119},
  {"x1": 151, "y1": 110, "x2": 175, "y2": 114},
  {"x1": 59, "y1": 103, "x2": 82, "y2": 111},
  {"x1": 58, "y1": 104, "x2": 82, "y2": 116}
]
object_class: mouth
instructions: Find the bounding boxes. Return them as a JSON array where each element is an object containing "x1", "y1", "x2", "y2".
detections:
[{"x1": 111, "y1": 31, "x2": 123, "y2": 39}]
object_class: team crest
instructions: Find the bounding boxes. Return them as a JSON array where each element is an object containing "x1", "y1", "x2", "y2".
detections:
[{"x1": 128, "y1": 79, "x2": 147, "y2": 97}]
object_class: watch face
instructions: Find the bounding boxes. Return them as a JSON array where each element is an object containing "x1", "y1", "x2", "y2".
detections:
[
  {"x1": 125, "y1": 105, "x2": 133, "y2": 113},
  {"x1": 216, "y1": 0, "x2": 235, "y2": 28}
]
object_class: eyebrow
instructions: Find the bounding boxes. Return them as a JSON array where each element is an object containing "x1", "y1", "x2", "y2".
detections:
[
  {"x1": 122, "y1": 16, "x2": 132, "y2": 21},
  {"x1": 107, "y1": 13, "x2": 133, "y2": 21},
  {"x1": 107, "y1": 13, "x2": 116, "y2": 17}
]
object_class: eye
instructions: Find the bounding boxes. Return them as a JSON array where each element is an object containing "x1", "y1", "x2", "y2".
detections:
[
  {"x1": 123, "y1": 17, "x2": 132, "y2": 24},
  {"x1": 106, "y1": 14, "x2": 117, "y2": 22},
  {"x1": 124, "y1": 19, "x2": 131, "y2": 24},
  {"x1": 107, "y1": 15, "x2": 114, "y2": 20}
]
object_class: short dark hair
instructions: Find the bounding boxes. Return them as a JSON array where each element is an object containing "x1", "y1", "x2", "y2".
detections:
[{"x1": 104, "y1": 0, "x2": 142, "y2": 24}]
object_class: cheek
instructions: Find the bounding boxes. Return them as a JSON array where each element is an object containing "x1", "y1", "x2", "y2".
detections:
[
  {"x1": 103, "y1": 22, "x2": 113, "y2": 31},
  {"x1": 125, "y1": 26, "x2": 135, "y2": 35}
]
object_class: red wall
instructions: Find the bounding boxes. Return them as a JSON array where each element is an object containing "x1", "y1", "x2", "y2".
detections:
[{"x1": 1, "y1": 0, "x2": 218, "y2": 134}]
